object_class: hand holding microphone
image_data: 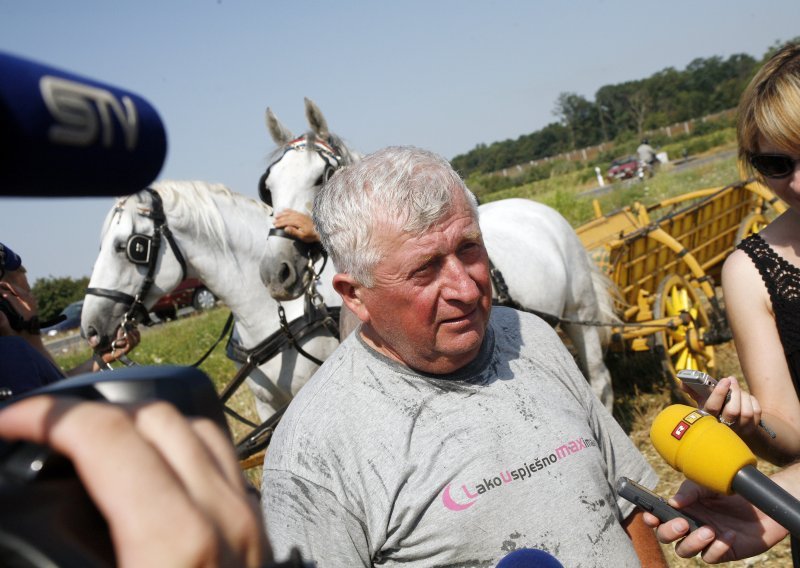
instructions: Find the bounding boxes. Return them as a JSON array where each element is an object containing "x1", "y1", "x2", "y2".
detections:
[
  {"x1": 645, "y1": 404, "x2": 800, "y2": 562},
  {"x1": 677, "y1": 370, "x2": 774, "y2": 437}
]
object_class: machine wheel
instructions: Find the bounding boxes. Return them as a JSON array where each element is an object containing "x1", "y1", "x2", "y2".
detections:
[
  {"x1": 735, "y1": 213, "x2": 769, "y2": 245},
  {"x1": 193, "y1": 287, "x2": 216, "y2": 311},
  {"x1": 652, "y1": 274, "x2": 715, "y2": 402}
]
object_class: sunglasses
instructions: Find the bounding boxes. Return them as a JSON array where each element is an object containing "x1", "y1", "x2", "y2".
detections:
[{"x1": 749, "y1": 153, "x2": 800, "y2": 179}]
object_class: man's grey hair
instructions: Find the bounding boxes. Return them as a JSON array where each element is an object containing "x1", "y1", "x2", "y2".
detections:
[{"x1": 313, "y1": 146, "x2": 478, "y2": 286}]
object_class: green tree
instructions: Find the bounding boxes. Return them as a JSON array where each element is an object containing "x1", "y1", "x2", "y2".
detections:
[
  {"x1": 553, "y1": 92, "x2": 602, "y2": 150},
  {"x1": 450, "y1": 42, "x2": 778, "y2": 177},
  {"x1": 32, "y1": 276, "x2": 90, "y2": 322}
]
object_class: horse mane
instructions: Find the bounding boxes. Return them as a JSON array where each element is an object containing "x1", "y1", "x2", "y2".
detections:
[
  {"x1": 150, "y1": 180, "x2": 271, "y2": 255},
  {"x1": 326, "y1": 132, "x2": 361, "y2": 165}
]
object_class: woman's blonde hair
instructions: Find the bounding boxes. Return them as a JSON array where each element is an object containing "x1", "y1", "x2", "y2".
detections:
[{"x1": 738, "y1": 43, "x2": 800, "y2": 177}]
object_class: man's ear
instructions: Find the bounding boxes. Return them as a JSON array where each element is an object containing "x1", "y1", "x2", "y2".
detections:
[{"x1": 332, "y1": 273, "x2": 370, "y2": 324}]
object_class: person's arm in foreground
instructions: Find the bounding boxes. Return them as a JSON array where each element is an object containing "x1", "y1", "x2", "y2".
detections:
[
  {"x1": 722, "y1": 251, "x2": 800, "y2": 464},
  {"x1": 623, "y1": 507, "x2": 669, "y2": 567},
  {"x1": 0, "y1": 395, "x2": 271, "y2": 567},
  {"x1": 642, "y1": 464, "x2": 800, "y2": 563}
]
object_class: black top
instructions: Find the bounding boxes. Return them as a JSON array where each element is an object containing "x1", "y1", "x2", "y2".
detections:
[{"x1": 738, "y1": 233, "x2": 800, "y2": 398}]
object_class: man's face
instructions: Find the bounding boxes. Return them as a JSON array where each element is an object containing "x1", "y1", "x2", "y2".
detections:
[{"x1": 357, "y1": 194, "x2": 492, "y2": 374}]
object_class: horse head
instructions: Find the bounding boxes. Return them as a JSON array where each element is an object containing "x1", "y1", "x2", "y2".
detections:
[
  {"x1": 81, "y1": 187, "x2": 189, "y2": 351},
  {"x1": 258, "y1": 98, "x2": 360, "y2": 300}
]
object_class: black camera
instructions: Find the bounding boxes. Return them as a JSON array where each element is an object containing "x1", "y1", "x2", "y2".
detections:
[{"x1": 0, "y1": 366, "x2": 229, "y2": 567}]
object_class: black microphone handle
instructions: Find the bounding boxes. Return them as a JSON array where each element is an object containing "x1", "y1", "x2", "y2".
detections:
[{"x1": 732, "y1": 465, "x2": 800, "y2": 538}]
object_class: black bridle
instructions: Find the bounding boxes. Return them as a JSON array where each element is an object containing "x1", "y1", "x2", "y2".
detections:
[
  {"x1": 86, "y1": 188, "x2": 188, "y2": 331},
  {"x1": 258, "y1": 134, "x2": 342, "y2": 208},
  {"x1": 259, "y1": 134, "x2": 339, "y2": 304}
]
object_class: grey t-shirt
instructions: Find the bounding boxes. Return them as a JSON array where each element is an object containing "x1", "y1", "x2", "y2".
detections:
[{"x1": 262, "y1": 307, "x2": 657, "y2": 567}]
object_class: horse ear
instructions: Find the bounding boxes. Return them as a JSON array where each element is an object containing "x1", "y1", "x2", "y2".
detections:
[
  {"x1": 304, "y1": 97, "x2": 330, "y2": 139},
  {"x1": 266, "y1": 107, "x2": 294, "y2": 145}
]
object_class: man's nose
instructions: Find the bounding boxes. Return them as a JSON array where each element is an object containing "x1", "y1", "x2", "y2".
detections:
[{"x1": 441, "y1": 258, "x2": 482, "y2": 302}]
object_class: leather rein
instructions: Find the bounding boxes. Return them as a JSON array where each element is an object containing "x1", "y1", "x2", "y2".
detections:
[{"x1": 85, "y1": 188, "x2": 188, "y2": 368}]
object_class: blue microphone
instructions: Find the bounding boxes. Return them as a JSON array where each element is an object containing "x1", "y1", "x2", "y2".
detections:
[
  {"x1": 496, "y1": 549, "x2": 563, "y2": 567},
  {"x1": 0, "y1": 51, "x2": 167, "y2": 197}
]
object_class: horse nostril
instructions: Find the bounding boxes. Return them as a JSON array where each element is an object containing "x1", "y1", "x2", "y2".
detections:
[{"x1": 278, "y1": 262, "x2": 295, "y2": 287}]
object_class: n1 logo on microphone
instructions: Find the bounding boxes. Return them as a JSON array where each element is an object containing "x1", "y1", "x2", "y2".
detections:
[{"x1": 39, "y1": 76, "x2": 138, "y2": 150}]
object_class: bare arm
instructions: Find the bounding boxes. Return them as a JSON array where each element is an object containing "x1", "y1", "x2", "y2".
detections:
[
  {"x1": 722, "y1": 250, "x2": 800, "y2": 463},
  {"x1": 623, "y1": 509, "x2": 668, "y2": 567}
]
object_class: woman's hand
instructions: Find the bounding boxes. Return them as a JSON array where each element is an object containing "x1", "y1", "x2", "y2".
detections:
[
  {"x1": 684, "y1": 376, "x2": 762, "y2": 435},
  {"x1": 642, "y1": 479, "x2": 787, "y2": 563}
]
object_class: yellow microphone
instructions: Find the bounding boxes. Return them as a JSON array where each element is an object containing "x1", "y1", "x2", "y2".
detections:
[{"x1": 651, "y1": 404, "x2": 800, "y2": 537}]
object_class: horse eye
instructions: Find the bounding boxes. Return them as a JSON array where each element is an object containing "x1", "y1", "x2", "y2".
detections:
[
  {"x1": 314, "y1": 174, "x2": 325, "y2": 186},
  {"x1": 114, "y1": 242, "x2": 126, "y2": 253}
]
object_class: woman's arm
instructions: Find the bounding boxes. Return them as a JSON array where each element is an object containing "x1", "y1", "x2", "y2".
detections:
[{"x1": 722, "y1": 250, "x2": 800, "y2": 463}]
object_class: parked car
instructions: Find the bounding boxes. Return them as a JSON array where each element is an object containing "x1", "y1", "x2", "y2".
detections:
[
  {"x1": 152, "y1": 278, "x2": 216, "y2": 321},
  {"x1": 42, "y1": 299, "x2": 84, "y2": 336},
  {"x1": 607, "y1": 155, "x2": 639, "y2": 181}
]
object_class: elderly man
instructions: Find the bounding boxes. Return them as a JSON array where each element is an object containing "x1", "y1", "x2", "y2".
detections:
[{"x1": 261, "y1": 146, "x2": 664, "y2": 567}]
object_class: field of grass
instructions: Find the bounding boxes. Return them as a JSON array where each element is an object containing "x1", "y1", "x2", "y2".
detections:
[
  {"x1": 49, "y1": 145, "x2": 793, "y2": 565},
  {"x1": 481, "y1": 141, "x2": 743, "y2": 229}
]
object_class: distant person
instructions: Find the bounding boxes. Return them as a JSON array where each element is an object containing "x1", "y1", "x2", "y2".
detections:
[
  {"x1": 261, "y1": 146, "x2": 665, "y2": 567},
  {"x1": 0, "y1": 242, "x2": 139, "y2": 398},
  {"x1": 637, "y1": 138, "x2": 658, "y2": 176}
]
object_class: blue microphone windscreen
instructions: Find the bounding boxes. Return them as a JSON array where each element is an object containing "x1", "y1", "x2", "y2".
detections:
[
  {"x1": 0, "y1": 51, "x2": 167, "y2": 197},
  {"x1": 496, "y1": 548, "x2": 563, "y2": 568}
]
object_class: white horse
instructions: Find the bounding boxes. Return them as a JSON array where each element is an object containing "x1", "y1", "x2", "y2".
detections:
[
  {"x1": 479, "y1": 198, "x2": 617, "y2": 408},
  {"x1": 258, "y1": 98, "x2": 359, "y2": 303},
  {"x1": 80, "y1": 181, "x2": 340, "y2": 423},
  {"x1": 258, "y1": 100, "x2": 617, "y2": 409}
]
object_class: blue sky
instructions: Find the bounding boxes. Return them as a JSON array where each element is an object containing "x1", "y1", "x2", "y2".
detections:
[{"x1": 2, "y1": 0, "x2": 798, "y2": 283}]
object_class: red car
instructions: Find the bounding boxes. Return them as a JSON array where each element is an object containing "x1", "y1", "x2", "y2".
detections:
[
  {"x1": 607, "y1": 155, "x2": 639, "y2": 181},
  {"x1": 152, "y1": 278, "x2": 217, "y2": 321}
]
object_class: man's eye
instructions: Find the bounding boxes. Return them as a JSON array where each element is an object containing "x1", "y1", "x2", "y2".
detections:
[{"x1": 413, "y1": 261, "x2": 436, "y2": 276}]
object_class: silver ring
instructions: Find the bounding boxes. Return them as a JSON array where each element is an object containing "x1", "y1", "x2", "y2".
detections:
[{"x1": 719, "y1": 416, "x2": 735, "y2": 427}]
